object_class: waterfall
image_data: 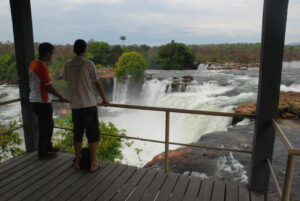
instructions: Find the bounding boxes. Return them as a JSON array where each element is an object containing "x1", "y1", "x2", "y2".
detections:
[
  {"x1": 105, "y1": 78, "x2": 236, "y2": 166},
  {"x1": 197, "y1": 63, "x2": 208, "y2": 71},
  {"x1": 112, "y1": 77, "x2": 130, "y2": 104}
]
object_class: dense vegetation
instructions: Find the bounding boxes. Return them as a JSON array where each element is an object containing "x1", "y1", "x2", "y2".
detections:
[
  {"x1": 115, "y1": 52, "x2": 147, "y2": 82},
  {"x1": 1, "y1": 41, "x2": 300, "y2": 84},
  {"x1": 158, "y1": 40, "x2": 196, "y2": 70}
]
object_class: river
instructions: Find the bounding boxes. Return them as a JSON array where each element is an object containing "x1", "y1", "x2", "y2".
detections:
[{"x1": 1, "y1": 61, "x2": 300, "y2": 200}]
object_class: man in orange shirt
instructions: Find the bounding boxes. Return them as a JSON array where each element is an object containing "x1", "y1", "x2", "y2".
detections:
[{"x1": 29, "y1": 42, "x2": 67, "y2": 159}]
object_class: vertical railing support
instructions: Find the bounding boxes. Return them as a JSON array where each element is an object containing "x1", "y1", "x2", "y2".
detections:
[
  {"x1": 164, "y1": 111, "x2": 170, "y2": 173},
  {"x1": 281, "y1": 154, "x2": 296, "y2": 201},
  {"x1": 10, "y1": 0, "x2": 38, "y2": 151},
  {"x1": 250, "y1": 0, "x2": 289, "y2": 195}
]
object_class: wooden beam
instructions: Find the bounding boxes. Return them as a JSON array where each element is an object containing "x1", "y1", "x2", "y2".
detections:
[
  {"x1": 250, "y1": 0, "x2": 289, "y2": 195},
  {"x1": 10, "y1": 0, "x2": 38, "y2": 152}
]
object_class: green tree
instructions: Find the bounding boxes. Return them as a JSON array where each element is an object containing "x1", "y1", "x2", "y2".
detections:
[
  {"x1": 88, "y1": 41, "x2": 110, "y2": 65},
  {"x1": 158, "y1": 40, "x2": 196, "y2": 70},
  {"x1": 115, "y1": 51, "x2": 147, "y2": 82},
  {"x1": 0, "y1": 121, "x2": 24, "y2": 162},
  {"x1": 0, "y1": 54, "x2": 17, "y2": 83},
  {"x1": 54, "y1": 115, "x2": 132, "y2": 162},
  {"x1": 107, "y1": 45, "x2": 124, "y2": 66}
]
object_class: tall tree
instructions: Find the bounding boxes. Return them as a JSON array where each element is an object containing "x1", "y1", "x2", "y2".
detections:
[
  {"x1": 158, "y1": 40, "x2": 196, "y2": 70},
  {"x1": 120, "y1": 35, "x2": 126, "y2": 46}
]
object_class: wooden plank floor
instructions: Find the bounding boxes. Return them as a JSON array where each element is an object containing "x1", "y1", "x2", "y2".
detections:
[{"x1": 0, "y1": 152, "x2": 264, "y2": 201}]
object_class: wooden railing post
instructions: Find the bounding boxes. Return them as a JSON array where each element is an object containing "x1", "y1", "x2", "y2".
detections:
[
  {"x1": 250, "y1": 0, "x2": 289, "y2": 195},
  {"x1": 164, "y1": 111, "x2": 170, "y2": 173},
  {"x1": 10, "y1": 0, "x2": 38, "y2": 152}
]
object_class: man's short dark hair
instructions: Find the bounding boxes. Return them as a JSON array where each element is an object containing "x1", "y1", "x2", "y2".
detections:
[
  {"x1": 74, "y1": 39, "x2": 87, "y2": 55},
  {"x1": 38, "y1": 42, "x2": 54, "y2": 58}
]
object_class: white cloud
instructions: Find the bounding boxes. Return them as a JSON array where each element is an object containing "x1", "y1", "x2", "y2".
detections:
[{"x1": 0, "y1": 0, "x2": 299, "y2": 44}]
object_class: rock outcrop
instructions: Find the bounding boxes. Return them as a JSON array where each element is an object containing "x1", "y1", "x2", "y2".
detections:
[
  {"x1": 0, "y1": 92, "x2": 8, "y2": 99},
  {"x1": 143, "y1": 120, "x2": 300, "y2": 200},
  {"x1": 166, "y1": 76, "x2": 194, "y2": 93},
  {"x1": 233, "y1": 91, "x2": 300, "y2": 121},
  {"x1": 207, "y1": 63, "x2": 259, "y2": 70}
]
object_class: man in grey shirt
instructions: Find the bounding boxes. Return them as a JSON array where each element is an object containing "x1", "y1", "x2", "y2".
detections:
[{"x1": 63, "y1": 39, "x2": 109, "y2": 172}]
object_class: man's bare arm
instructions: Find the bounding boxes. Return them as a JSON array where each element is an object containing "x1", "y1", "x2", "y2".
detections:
[
  {"x1": 45, "y1": 84, "x2": 68, "y2": 102},
  {"x1": 95, "y1": 80, "x2": 109, "y2": 105}
]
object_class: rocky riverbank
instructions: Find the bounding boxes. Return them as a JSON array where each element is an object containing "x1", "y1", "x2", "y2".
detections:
[
  {"x1": 144, "y1": 120, "x2": 300, "y2": 200},
  {"x1": 233, "y1": 91, "x2": 300, "y2": 122},
  {"x1": 206, "y1": 62, "x2": 260, "y2": 70}
]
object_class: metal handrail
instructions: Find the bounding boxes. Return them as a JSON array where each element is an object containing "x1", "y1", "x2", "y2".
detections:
[
  {"x1": 53, "y1": 100, "x2": 256, "y2": 119},
  {"x1": 267, "y1": 158, "x2": 282, "y2": 197},
  {"x1": 98, "y1": 103, "x2": 256, "y2": 118},
  {"x1": 53, "y1": 99, "x2": 255, "y2": 173},
  {"x1": 272, "y1": 120, "x2": 294, "y2": 150},
  {"x1": 0, "y1": 98, "x2": 21, "y2": 106},
  {"x1": 54, "y1": 126, "x2": 252, "y2": 154},
  {"x1": 271, "y1": 119, "x2": 300, "y2": 201},
  {"x1": 0, "y1": 125, "x2": 23, "y2": 136}
]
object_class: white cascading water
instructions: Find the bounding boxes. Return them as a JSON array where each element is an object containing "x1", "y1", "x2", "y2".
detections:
[
  {"x1": 102, "y1": 75, "x2": 237, "y2": 167},
  {"x1": 112, "y1": 77, "x2": 131, "y2": 104},
  {"x1": 0, "y1": 85, "x2": 21, "y2": 122}
]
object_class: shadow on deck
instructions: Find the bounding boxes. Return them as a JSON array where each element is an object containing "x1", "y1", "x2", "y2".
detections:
[{"x1": 0, "y1": 152, "x2": 264, "y2": 201}]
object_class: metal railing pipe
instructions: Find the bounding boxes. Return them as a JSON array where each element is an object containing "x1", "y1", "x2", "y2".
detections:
[
  {"x1": 52, "y1": 100, "x2": 256, "y2": 119},
  {"x1": 97, "y1": 103, "x2": 256, "y2": 119},
  {"x1": 164, "y1": 111, "x2": 170, "y2": 173},
  {"x1": 281, "y1": 154, "x2": 296, "y2": 201},
  {"x1": 267, "y1": 159, "x2": 282, "y2": 197},
  {"x1": 0, "y1": 98, "x2": 21, "y2": 106},
  {"x1": 272, "y1": 119, "x2": 294, "y2": 150},
  {"x1": 54, "y1": 126, "x2": 252, "y2": 154},
  {"x1": 0, "y1": 125, "x2": 23, "y2": 136}
]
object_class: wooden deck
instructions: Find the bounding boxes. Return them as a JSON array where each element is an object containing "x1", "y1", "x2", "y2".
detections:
[{"x1": 0, "y1": 152, "x2": 264, "y2": 201}]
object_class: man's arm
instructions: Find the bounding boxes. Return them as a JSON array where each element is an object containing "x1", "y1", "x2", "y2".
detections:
[
  {"x1": 95, "y1": 81, "x2": 109, "y2": 105},
  {"x1": 45, "y1": 84, "x2": 68, "y2": 102}
]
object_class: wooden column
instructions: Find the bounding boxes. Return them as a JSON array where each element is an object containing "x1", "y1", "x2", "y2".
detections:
[
  {"x1": 250, "y1": 0, "x2": 289, "y2": 195},
  {"x1": 10, "y1": 0, "x2": 38, "y2": 152}
]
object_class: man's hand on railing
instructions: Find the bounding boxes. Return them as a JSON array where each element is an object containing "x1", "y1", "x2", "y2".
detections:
[
  {"x1": 59, "y1": 96, "x2": 69, "y2": 102},
  {"x1": 102, "y1": 100, "x2": 110, "y2": 107}
]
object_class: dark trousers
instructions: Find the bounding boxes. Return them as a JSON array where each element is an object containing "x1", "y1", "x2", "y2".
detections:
[
  {"x1": 31, "y1": 102, "x2": 54, "y2": 155},
  {"x1": 72, "y1": 106, "x2": 100, "y2": 143}
]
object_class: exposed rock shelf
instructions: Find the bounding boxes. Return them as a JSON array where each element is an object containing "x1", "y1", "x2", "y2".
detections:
[{"x1": 233, "y1": 91, "x2": 300, "y2": 121}]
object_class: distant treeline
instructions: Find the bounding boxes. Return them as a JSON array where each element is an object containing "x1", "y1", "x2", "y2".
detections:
[
  {"x1": 190, "y1": 43, "x2": 300, "y2": 64},
  {"x1": 0, "y1": 41, "x2": 300, "y2": 84}
]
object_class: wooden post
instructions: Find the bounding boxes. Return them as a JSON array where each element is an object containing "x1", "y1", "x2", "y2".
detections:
[
  {"x1": 10, "y1": 0, "x2": 38, "y2": 152},
  {"x1": 250, "y1": 0, "x2": 289, "y2": 195}
]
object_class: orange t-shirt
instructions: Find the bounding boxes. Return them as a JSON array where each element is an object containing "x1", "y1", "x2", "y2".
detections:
[{"x1": 29, "y1": 60, "x2": 52, "y2": 103}]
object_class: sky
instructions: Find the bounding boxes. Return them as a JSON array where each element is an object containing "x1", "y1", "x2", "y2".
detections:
[{"x1": 0, "y1": 0, "x2": 300, "y2": 45}]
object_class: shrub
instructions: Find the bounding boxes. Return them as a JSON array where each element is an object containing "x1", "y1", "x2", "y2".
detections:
[
  {"x1": 54, "y1": 115, "x2": 132, "y2": 162},
  {"x1": 0, "y1": 121, "x2": 24, "y2": 162},
  {"x1": 115, "y1": 51, "x2": 147, "y2": 82}
]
